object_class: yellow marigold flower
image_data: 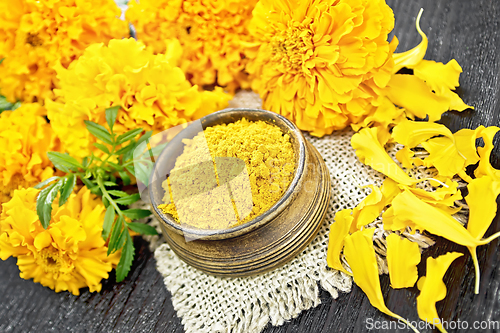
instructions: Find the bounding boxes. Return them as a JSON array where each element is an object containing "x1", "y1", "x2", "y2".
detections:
[
  {"x1": 0, "y1": 187, "x2": 120, "y2": 295},
  {"x1": 126, "y1": 0, "x2": 257, "y2": 92},
  {"x1": 46, "y1": 38, "x2": 230, "y2": 159},
  {"x1": 0, "y1": 0, "x2": 128, "y2": 104},
  {"x1": 0, "y1": 103, "x2": 58, "y2": 209},
  {"x1": 245, "y1": 0, "x2": 397, "y2": 136}
]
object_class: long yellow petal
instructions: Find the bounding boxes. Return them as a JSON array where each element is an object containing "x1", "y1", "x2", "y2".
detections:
[
  {"x1": 466, "y1": 175, "x2": 500, "y2": 240},
  {"x1": 344, "y1": 228, "x2": 419, "y2": 332},
  {"x1": 475, "y1": 126, "x2": 500, "y2": 180},
  {"x1": 421, "y1": 137, "x2": 466, "y2": 177},
  {"x1": 354, "y1": 179, "x2": 402, "y2": 229},
  {"x1": 413, "y1": 59, "x2": 462, "y2": 95},
  {"x1": 392, "y1": 119, "x2": 454, "y2": 148},
  {"x1": 386, "y1": 233, "x2": 421, "y2": 289},
  {"x1": 453, "y1": 128, "x2": 480, "y2": 167},
  {"x1": 465, "y1": 175, "x2": 500, "y2": 294},
  {"x1": 391, "y1": 191, "x2": 481, "y2": 248},
  {"x1": 393, "y1": 9, "x2": 427, "y2": 73},
  {"x1": 326, "y1": 209, "x2": 353, "y2": 275},
  {"x1": 417, "y1": 252, "x2": 463, "y2": 333},
  {"x1": 386, "y1": 74, "x2": 449, "y2": 122},
  {"x1": 351, "y1": 127, "x2": 416, "y2": 186}
]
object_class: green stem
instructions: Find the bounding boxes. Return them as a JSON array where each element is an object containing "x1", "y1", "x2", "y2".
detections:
[{"x1": 97, "y1": 175, "x2": 123, "y2": 217}]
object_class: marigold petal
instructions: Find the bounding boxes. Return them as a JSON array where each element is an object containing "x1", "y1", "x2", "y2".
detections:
[
  {"x1": 391, "y1": 191, "x2": 481, "y2": 247},
  {"x1": 344, "y1": 228, "x2": 417, "y2": 331},
  {"x1": 326, "y1": 209, "x2": 353, "y2": 275},
  {"x1": 392, "y1": 119, "x2": 453, "y2": 148},
  {"x1": 417, "y1": 252, "x2": 463, "y2": 333},
  {"x1": 466, "y1": 176, "x2": 500, "y2": 240},
  {"x1": 386, "y1": 74, "x2": 449, "y2": 122},
  {"x1": 386, "y1": 233, "x2": 421, "y2": 289},
  {"x1": 351, "y1": 127, "x2": 416, "y2": 186},
  {"x1": 393, "y1": 9, "x2": 427, "y2": 73},
  {"x1": 413, "y1": 59, "x2": 462, "y2": 95}
]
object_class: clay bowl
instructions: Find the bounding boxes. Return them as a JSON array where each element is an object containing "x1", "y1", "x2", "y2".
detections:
[{"x1": 149, "y1": 108, "x2": 330, "y2": 277}]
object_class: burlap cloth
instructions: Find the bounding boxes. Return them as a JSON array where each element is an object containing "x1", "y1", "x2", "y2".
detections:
[{"x1": 139, "y1": 91, "x2": 434, "y2": 333}]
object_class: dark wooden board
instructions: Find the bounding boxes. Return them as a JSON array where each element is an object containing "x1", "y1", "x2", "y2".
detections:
[{"x1": 1, "y1": 0, "x2": 499, "y2": 332}]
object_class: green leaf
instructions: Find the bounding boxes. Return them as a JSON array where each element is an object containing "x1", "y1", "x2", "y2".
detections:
[
  {"x1": 136, "y1": 131, "x2": 153, "y2": 147},
  {"x1": 11, "y1": 101, "x2": 21, "y2": 110},
  {"x1": 122, "y1": 208, "x2": 152, "y2": 220},
  {"x1": 127, "y1": 222, "x2": 158, "y2": 235},
  {"x1": 102, "y1": 206, "x2": 115, "y2": 240},
  {"x1": 103, "y1": 181, "x2": 118, "y2": 187},
  {"x1": 84, "y1": 169, "x2": 92, "y2": 179},
  {"x1": 36, "y1": 181, "x2": 63, "y2": 229},
  {"x1": 107, "y1": 190, "x2": 128, "y2": 197},
  {"x1": 93, "y1": 142, "x2": 110, "y2": 155},
  {"x1": 115, "y1": 143, "x2": 135, "y2": 156},
  {"x1": 34, "y1": 176, "x2": 60, "y2": 189},
  {"x1": 107, "y1": 216, "x2": 124, "y2": 255},
  {"x1": 84, "y1": 120, "x2": 113, "y2": 145},
  {"x1": 105, "y1": 106, "x2": 120, "y2": 132},
  {"x1": 0, "y1": 58, "x2": 4, "y2": 65},
  {"x1": 149, "y1": 142, "x2": 168, "y2": 156},
  {"x1": 0, "y1": 96, "x2": 14, "y2": 111},
  {"x1": 116, "y1": 128, "x2": 143, "y2": 145},
  {"x1": 134, "y1": 162, "x2": 151, "y2": 185},
  {"x1": 102, "y1": 196, "x2": 109, "y2": 207},
  {"x1": 115, "y1": 193, "x2": 141, "y2": 205},
  {"x1": 81, "y1": 176, "x2": 95, "y2": 189},
  {"x1": 115, "y1": 232, "x2": 134, "y2": 282},
  {"x1": 118, "y1": 170, "x2": 131, "y2": 186},
  {"x1": 47, "y1": 152, "x2": 82, "y2": 172},
  {"x1": 58, "y1": 174, "x2": 76, "y2": 206}
]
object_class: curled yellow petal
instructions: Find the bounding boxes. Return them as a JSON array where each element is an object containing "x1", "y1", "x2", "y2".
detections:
[
  {"x1": 413, "y1": 59, "x2": 462, "y2": 95},
  {"x1": 326, "y1": 209, "x2": 353, "y2": 275},
  {"x1": 386, "y1": 233, "x2": 421, "y2": 289},
  {"x1": 344, "y1": 228, "x2": 419, "y2": 332},
  {"x1": 351, "y1": 127, "x2": 416, "y2": 186},
  {"x1": 417, "y1": 252, "x2": 463, "y2": 333},
  {"x1": 392, "y1": 119, "x2": 454, "y2": 148},
  {"x1": 393, "y1": 9, "x2": 427, "y2": 73},
  {"x1": 453, "y1": 128, "x2": 481, "y2": 178},
  {"x1": 391, "y1": 191, "x2": 482, "y2": 247},
  {"x1": 420, "y1": 137, "x2": 466, "y2": 177},
  {"x1": 475, "y1": 126, "x2": 500, "y2": 179},
  {"x1": 353, "y1": 179, "x2": 401, "y2": 229},
  {"x1": 465, "y1": 175, "x2": 500, "y2": 294},
  {"x1": 386, "y1": 74, "x2": 449, "y2": 122},
  {"x1": 466, "y1": 175, "x2": 500, "y2": 240}
]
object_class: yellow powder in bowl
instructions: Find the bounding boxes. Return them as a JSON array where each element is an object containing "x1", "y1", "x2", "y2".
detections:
[{"x1": 158, "y1": 118, "x2": 295, "y2": 230}]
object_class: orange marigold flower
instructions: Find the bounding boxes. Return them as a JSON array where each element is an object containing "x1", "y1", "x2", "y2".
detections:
[
  {"x1": 0, "y1": 187, "x2": 120, "y2": 295},
  {"x1": 0, "y1": 103, "x2": 58, "y2": 209},
  {"x1": 245, "y1": 0, "x2": 397, "y2": 136},
  {"x1": 0, "y1": 0, "x2": 128, "y2": 104},
  {"x1": 46, "y1": 38, "x2": 231, "y2": 159},
  {"x1": 126, "y1": 0, "x2": 257, "y2": 92}
]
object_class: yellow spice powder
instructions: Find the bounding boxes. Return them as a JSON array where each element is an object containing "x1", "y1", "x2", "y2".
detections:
[{"x1": 158, "y1": 118, "x2": 295, "y2": 230}]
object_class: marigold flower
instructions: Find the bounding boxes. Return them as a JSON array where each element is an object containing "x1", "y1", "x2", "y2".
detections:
[
  {"x1": 0, "y1": 0, "x2": 128, "y2": 104},
  {"x1": 0, "y1": 103, "x2": 58, "y2": 209},
  {"x1": 0, "y1": 187, "x2": 120, "y2": 295},
  {"x1": 126, "y1": 0, "x2": 257, "y2": 92},
  {"x1": 46, "y1": 38, "x2": 230, "y2": 159},
  {"x1": 245, "y1": 0, "x2": 397, "y2": 136}
]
